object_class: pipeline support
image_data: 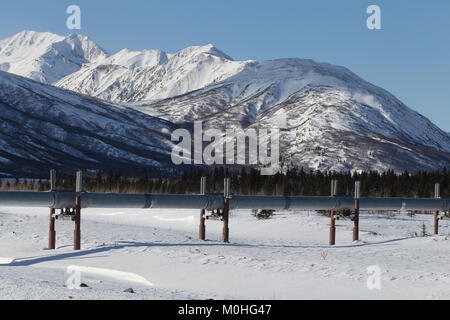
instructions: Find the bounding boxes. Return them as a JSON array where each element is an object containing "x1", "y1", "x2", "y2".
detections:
[
  {"x1": 329, "y1": 210, "x2": 336, "y2": 245},
  {"x1": 434, "y1": 211, "x2": 439, "y2": 235},
  {"x1": 49, "y1": 208, "x2": 55, "y2": 249},
  {"x1": 74, "y1": 195, "x2": 81, "y2": 250}
]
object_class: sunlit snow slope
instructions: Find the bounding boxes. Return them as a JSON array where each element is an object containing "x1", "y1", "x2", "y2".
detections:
[{"x1": 0, "y1": 31, "x2": 107, "y2": 84}]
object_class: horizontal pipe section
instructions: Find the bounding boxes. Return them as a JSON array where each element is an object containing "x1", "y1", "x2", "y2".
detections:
[
  {"x1": 358, "y1": 197, "x2": 449, "y2": 211},
  {"x1": 230, "y1": 196, "x2": 288, "y2": 210},
  {"x1": 0, "y1": 191, "x2": 75, "y2": 208},
  {"x1": 83, "y1": 193, "x2": 148, "y2": 209},
  {"x1": 0, "y1": 191, "x2": 55, "y2": 207},
  {"x1": 0, "y1": 191, "x2": 448, "y2": 211},
  {"x1": 150, "y1": 194, "x2": 221, "y2": 210},
  {"x1": 290, "y1": 196, "x2": 338, "y2": 210}
]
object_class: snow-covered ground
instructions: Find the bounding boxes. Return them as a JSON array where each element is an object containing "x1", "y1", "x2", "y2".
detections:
[{"x1": 0, "y1": 207, "x2": 449, "y2": 300}]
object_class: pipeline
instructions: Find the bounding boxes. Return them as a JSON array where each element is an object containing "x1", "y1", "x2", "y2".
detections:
[{"x1": 0, "y1": 191, "x2": 448, "y2": 211}]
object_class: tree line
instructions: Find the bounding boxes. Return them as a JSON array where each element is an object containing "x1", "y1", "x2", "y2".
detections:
[{"x1": 1, "y1": 167, "x2": 448, "y2": 198}]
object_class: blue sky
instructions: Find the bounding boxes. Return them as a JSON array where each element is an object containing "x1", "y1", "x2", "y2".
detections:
[{"x1": 1, "y1": 0, "x2": 449, "y2": 131}]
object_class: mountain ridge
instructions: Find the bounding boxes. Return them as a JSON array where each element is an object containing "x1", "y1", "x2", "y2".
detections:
[
  {"x1": 55, "y1": 42, "x2": 255, "y2": 103},
  {"x1": 0, "y1": 30, "x2": 108, "y2": 84},
  {"x1": 0, "y1": 30, "x2": 449, "y2": 175},
  {"x1": 0, "y1": 69, "x2": 180, "y2": 177}
]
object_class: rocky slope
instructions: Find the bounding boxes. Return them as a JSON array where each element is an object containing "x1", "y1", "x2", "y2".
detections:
[
  {"x1": 0, "y1": 70, "x2": 177, "y2": 177},
  {"x1": 131, "y1": 59, "x2": 450, "y2": 172}
]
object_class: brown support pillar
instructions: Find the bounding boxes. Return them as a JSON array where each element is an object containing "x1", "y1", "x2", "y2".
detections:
[
  {"x1": 222, "y1": 178, "x2": 230, "y2": 243},
  {"x1": 199, "y1": 177, "x2": 206, "y2": 240},
  {"x1": 74, "y1": 195, "x2": 81, "y2": 250},
  {"x1": 353, "y1": 199, "x2": 360, "y2": 242},
  {"x1": 222, "y1": 197, "x2": 229, "y2": 243},
  {"x1": 434, "y1": 211, "x2": 439, "y2": 235},
  {"x1": 434, "y1": 183, "x2": 440, "y2": 235},
  {"x1": 329, "y1": 180, "x2": 338, "y2": 245},
  {"x1": 353, "y1": 181, "x2": 360, "y2": 242},
  {"x1": 199, "y1": 209, "x2": 206, "y2": 240},
  {"x1": 329, "y1": 210, "x2": 336, "y2": 245},
  {"x1": 49, "y1": 208, "x2": 56, "y2": 249}
]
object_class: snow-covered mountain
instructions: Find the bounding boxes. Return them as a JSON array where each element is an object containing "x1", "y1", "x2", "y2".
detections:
[
  {"x1": 55, "y1": 44, "x2": 254, "y2": 103},
  {"x1": 132, "y1": 59, "x2": 450, "y2": 172},
  {"x1": 1, "y1": 31, "x2": 252, "y2": 102},
  {"x1": 0, "y1": 30, "x2": 449, "y2": 174},
  {"x1": 0, "y1": 31, "x2": 107, "y2": 84},
  {"x1": 0, "y1": 70, "x2": 178, "y2": 177}
]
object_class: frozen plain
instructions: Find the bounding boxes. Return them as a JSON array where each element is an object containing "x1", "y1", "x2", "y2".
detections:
[{"x1": 0, "y1": 207, "x2": 448, "y2": 300}]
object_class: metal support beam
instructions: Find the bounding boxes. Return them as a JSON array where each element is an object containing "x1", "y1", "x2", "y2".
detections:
[
  {"x1": 48, "y1": 169, "x2": 56, "y2": 249},
  {"x1": 48, "y1": 208, "x2": 55, "y2": 249},
  {"x1": 329, "y1": 209, "x2": 336, "y2": 245},
  {"x1": 199, "y1": 177, "x2": 206, "y2": 241},
  {"x1": 434, "y1": 183, "x2": 440, "y2": 235},
  {"x1": 74, "y1": 171, "x2": 82, "y2": 250},
  {"x1": 435, "y1": 183, "x2": 440, "y2": 199},
  {"x1": 353, "y1": 181, "x2": 360, "y2": 242},
  {"x1": 74, "y1": 195, "x2": 81, "y2": 250},
  {"x1": 222, "y1": 198, "x2": 230, "y2": 243},
  {"x1": 434, "y1": 211, "x2": 439, "y2": 235},
  {"x1": 199, "y1": 209, "x2": 206, "y2": 240},
  {"x1": 331, "y1": 179, "x2": 338, "y2": 197},
  {"x1": 76, "y1": 171, "x2": 83, "y2": 194},
  {"x1": 50, "y1": 169, "x2": 56, "y2": 191},
  {"x1": 329, "y1": 180, "x2": 337, "y2": 245},
  {"x1": 222, "y1": 178, "x2": 231, "y2": 243}
]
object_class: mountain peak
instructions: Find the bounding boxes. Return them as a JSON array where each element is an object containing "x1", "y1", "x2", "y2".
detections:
[
  {"x1": 0, "y1": 30, "x2": 107, "y2": 83},
  {"x1": 175, "y1": 43, "x2": 234, "y2": 61},
  {"x1": 102, "y1": 47, "x2": 168, "y2": 68},
  {"x1": 0, "y1": 30, "x2": 63, "y2": 54},
  {"x1": 11, "y1": 30, "x2": 61, "y2": 39},
  {"x1": 55, "y1": 39, "x2": 253, "y2": 103}
]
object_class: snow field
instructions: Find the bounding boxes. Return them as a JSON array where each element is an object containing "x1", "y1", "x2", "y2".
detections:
[{"x1": 0, "y1": 207, "x2": 448, "y2": 300}]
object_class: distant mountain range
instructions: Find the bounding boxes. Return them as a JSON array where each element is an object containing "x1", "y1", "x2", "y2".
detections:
[{"x1": 0, "y1": 30, "x2": 448, "y2": 176}]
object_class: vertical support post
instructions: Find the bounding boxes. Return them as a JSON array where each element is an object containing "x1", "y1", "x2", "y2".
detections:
[
  {"x1": 222, "y1": 178, "x2": 231, "y2": 243},
  {"x1": 50, "y1": 169, "x2": 56, "y2": 191},
  {"x1": 329, "y1": 210, "x2": 336, "y2": 245},
  {"x1": 48, "y1": 169, "x2": 56, "y2": 249},
  {"x1": 434, "y1": 211, "x2": 439, "y2": 235},
  {"x1": 353, "y1": 181, "x2": 360, "y2": 242},
  {"x1": 330, "y1": 179, "x2": 337, "y2": 198},
  {"x1": 329, "y1": 179, "x2": 337, "y2": 245},
  {"x1": 74, "y1": 171, "x2": 82, "y2": 250},
  {"x1": 49, "y1": 208, "x2": 56, "y2": 249},
  {"x1": 434, "y1": 183, "x2": 440, "y2": 235},
  {"x1": 199, "y1": 177, "x2": 206, "y2": 240}
]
